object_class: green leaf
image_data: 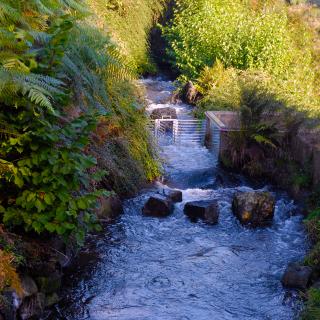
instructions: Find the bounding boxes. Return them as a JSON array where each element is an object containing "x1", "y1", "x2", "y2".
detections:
[
  {"x1": 77, "y1": 198, "x2": 87, "y2": 210},
  {"x1": 14, "y1": 175, "x2": 24, "y2": 188},
  {"x1": 44, "y1": 193, "x2": 53, "y2": 205},
  {"x1": 32, "y1": 221, "x2": 43, "y2": 233},
  {"x1": 45, "y1": 222, "x2": 56, "y2": 233},
  {"x1": 35, "y1": 199, "x2": 46, "y2": 212},
  {"x1": 27, "y1": 192, "x2": 36, "y2": 202}
]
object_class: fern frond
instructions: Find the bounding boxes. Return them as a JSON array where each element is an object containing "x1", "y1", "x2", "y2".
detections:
[
  {"x1": 0, "y1": 2, "x2": 20, "y2": 25},
  {"x1": 0, "y1": 67, "x2": 64, "y2": 112},
  {"x1": 58, "y1": 0, "x2": 88, "y2": 13},
  {"x1": 26, "y1": 88, "x2": 53, "y2": 111}
]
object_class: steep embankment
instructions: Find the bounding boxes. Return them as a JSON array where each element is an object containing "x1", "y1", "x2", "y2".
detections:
[{"x1": 0, "y1": 1, "x2": 164, "y2": 319}]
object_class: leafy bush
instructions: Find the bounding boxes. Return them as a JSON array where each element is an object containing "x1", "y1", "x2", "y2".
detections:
[
  {"x1": 162, "y1": 0, "x2": 320, "y2": 117},
  {"x1": 0, "y1": 0, "x2": 160, "y2": 243},
  {"x1": 162, "y1": 0, "x2": 297, "y2": 78},
  {"x1": 0, "y1": 1, "x2": 111, "y2": 243},
  {"x1": 194, "y1": 62, "x2": 242, "y2": 115}
]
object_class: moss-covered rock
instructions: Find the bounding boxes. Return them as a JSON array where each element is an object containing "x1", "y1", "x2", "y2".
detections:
[{"x1": 232, "y1": 191, "x2": 275, "y2": 227}]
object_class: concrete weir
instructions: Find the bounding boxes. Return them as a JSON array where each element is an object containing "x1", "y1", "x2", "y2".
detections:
[
  {"x1": 204, "y1": 111, "x2": 240, "y2": 157},
  {"x1": 205, "y1": 110, "x2": 320, "y2": 187}
]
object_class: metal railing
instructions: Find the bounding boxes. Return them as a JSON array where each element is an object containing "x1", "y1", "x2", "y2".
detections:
[{"x1": 149, "y1": 119, "x2": 206, "y2": 145}]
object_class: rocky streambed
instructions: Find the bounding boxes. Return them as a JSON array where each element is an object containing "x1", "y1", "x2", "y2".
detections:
[{"x1": 46, "y1": 77, "x2": 308, "y2": 320}]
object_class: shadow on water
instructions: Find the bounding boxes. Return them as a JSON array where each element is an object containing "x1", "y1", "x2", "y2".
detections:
[{"x1": 45, "y1": 77, "x2": 308, "y2": 320}]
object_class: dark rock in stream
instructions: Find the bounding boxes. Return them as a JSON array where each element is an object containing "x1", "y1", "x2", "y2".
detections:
[
  {"x1": 232, "y1": 191, "x2": 275, "y2": 227},
  {"x1": 184, "y1": 201, "x2": 219, "y2": 225},
  {"x1": 96, "y1": 196, "x2": 123, "y2": 221},
  {"x1": 162, "y1": 189, "x2": 183, "y2": 203},
  {"x1": 282, "y1": 263, "x2": 313, "y2": 290},
  {"x1": 0, "y1": 291, "x2": 17, "y2": 320},
  {"x1": 143, "y1": 195, "x2": 174, "y2": 217},
  {"x1": 45, "y1": 293, "x2": 60, "y2": 308}
]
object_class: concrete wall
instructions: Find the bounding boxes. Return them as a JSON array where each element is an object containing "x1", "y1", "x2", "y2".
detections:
[{"x1": 205, "y1": 111, "x2": 320, "y2": 188}]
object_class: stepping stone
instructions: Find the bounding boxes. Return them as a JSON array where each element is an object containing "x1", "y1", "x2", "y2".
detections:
[
  {"x1": 143, "y1": 195, "x2": 174, "y2": 217},
  {"x1": 184, "y1": 201, "x2": 219, "y2": 225}
]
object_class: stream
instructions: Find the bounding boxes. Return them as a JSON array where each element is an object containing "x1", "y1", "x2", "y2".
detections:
[{"x1": 49, "y1": 77, "x2": 308, "y2": 320}]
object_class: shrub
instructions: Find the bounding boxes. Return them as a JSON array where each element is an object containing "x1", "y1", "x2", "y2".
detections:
[
  {"x1": 0, "y1": 2, "x2": 113, "y2": 243},
  {"x1": 162, "y1": 0, "x2": 297, "y2": 78},
  {"x1": 0, "y1": 0, "x2": 160, "y2": 243},
  {"x1": 301, "y1": 288, "x2": 320, "y2": 320},
  {"x1": 162, "y1": 0, "x2": 320, "y2": 117},
  {"x1": 194, "y1": 62, "x2": 242, "y2": 115}
]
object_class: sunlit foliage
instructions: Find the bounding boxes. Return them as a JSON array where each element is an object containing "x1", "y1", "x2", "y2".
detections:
[
  {"x1": 0, "y1": 0, "x2": 160, "y2": 242},
  {"x1": 162, "y1": 0, "x2": 320, "y2": 116}
]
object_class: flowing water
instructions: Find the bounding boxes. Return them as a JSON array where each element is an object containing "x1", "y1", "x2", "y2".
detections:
[{"x1": 49, "y1": 77, "x2": 308, "y2": 320}]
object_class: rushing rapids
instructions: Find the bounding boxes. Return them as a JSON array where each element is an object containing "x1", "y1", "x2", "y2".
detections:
[{"x1": 48, "y1": 77, "x2": 308, "y2": 320}]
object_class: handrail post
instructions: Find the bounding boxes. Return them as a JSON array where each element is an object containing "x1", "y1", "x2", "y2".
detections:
[
  {"x1": 155, "y1": 119, "x2": 160, "y2": 141},
  {"x1": 173, "y1": 119, "x2": 178, "y2": 144}
]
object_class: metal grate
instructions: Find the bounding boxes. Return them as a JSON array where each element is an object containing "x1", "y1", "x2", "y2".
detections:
[{"x1": 148, "y1": 119, "x2": 206, "y2": 145}]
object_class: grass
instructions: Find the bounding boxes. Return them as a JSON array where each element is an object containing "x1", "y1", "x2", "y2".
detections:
[
  {"x1": 86, "y1": 0, "x2": 166, "y2": 74},
  {"x1": 301, "y1": 288, "x2": 320, "y2": 320}
]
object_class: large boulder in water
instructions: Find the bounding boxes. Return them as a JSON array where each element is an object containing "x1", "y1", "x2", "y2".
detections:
[
  {"x1": 143, "y1": 195, "x2": 174, "y2": 217},
  {"x1": 232, "y1": 191, "x2": 275, "y2": 227},
  {"x1": 150, "y1": 107, "x2": 177, "y2": 120},
  {"x1": 184, "y1": 201, "x2": 219, "y2": 225},
  {"x1": 281, "y1": 263, "x2": 313, "y2": 290}
]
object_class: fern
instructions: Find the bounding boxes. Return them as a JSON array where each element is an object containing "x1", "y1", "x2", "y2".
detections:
[
  {"x1": 0, "y1": 2, "x2": 20, "y2": 25},
  {"x1": 0, "y1": 68, "x2": 64, "y2": 111}
]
